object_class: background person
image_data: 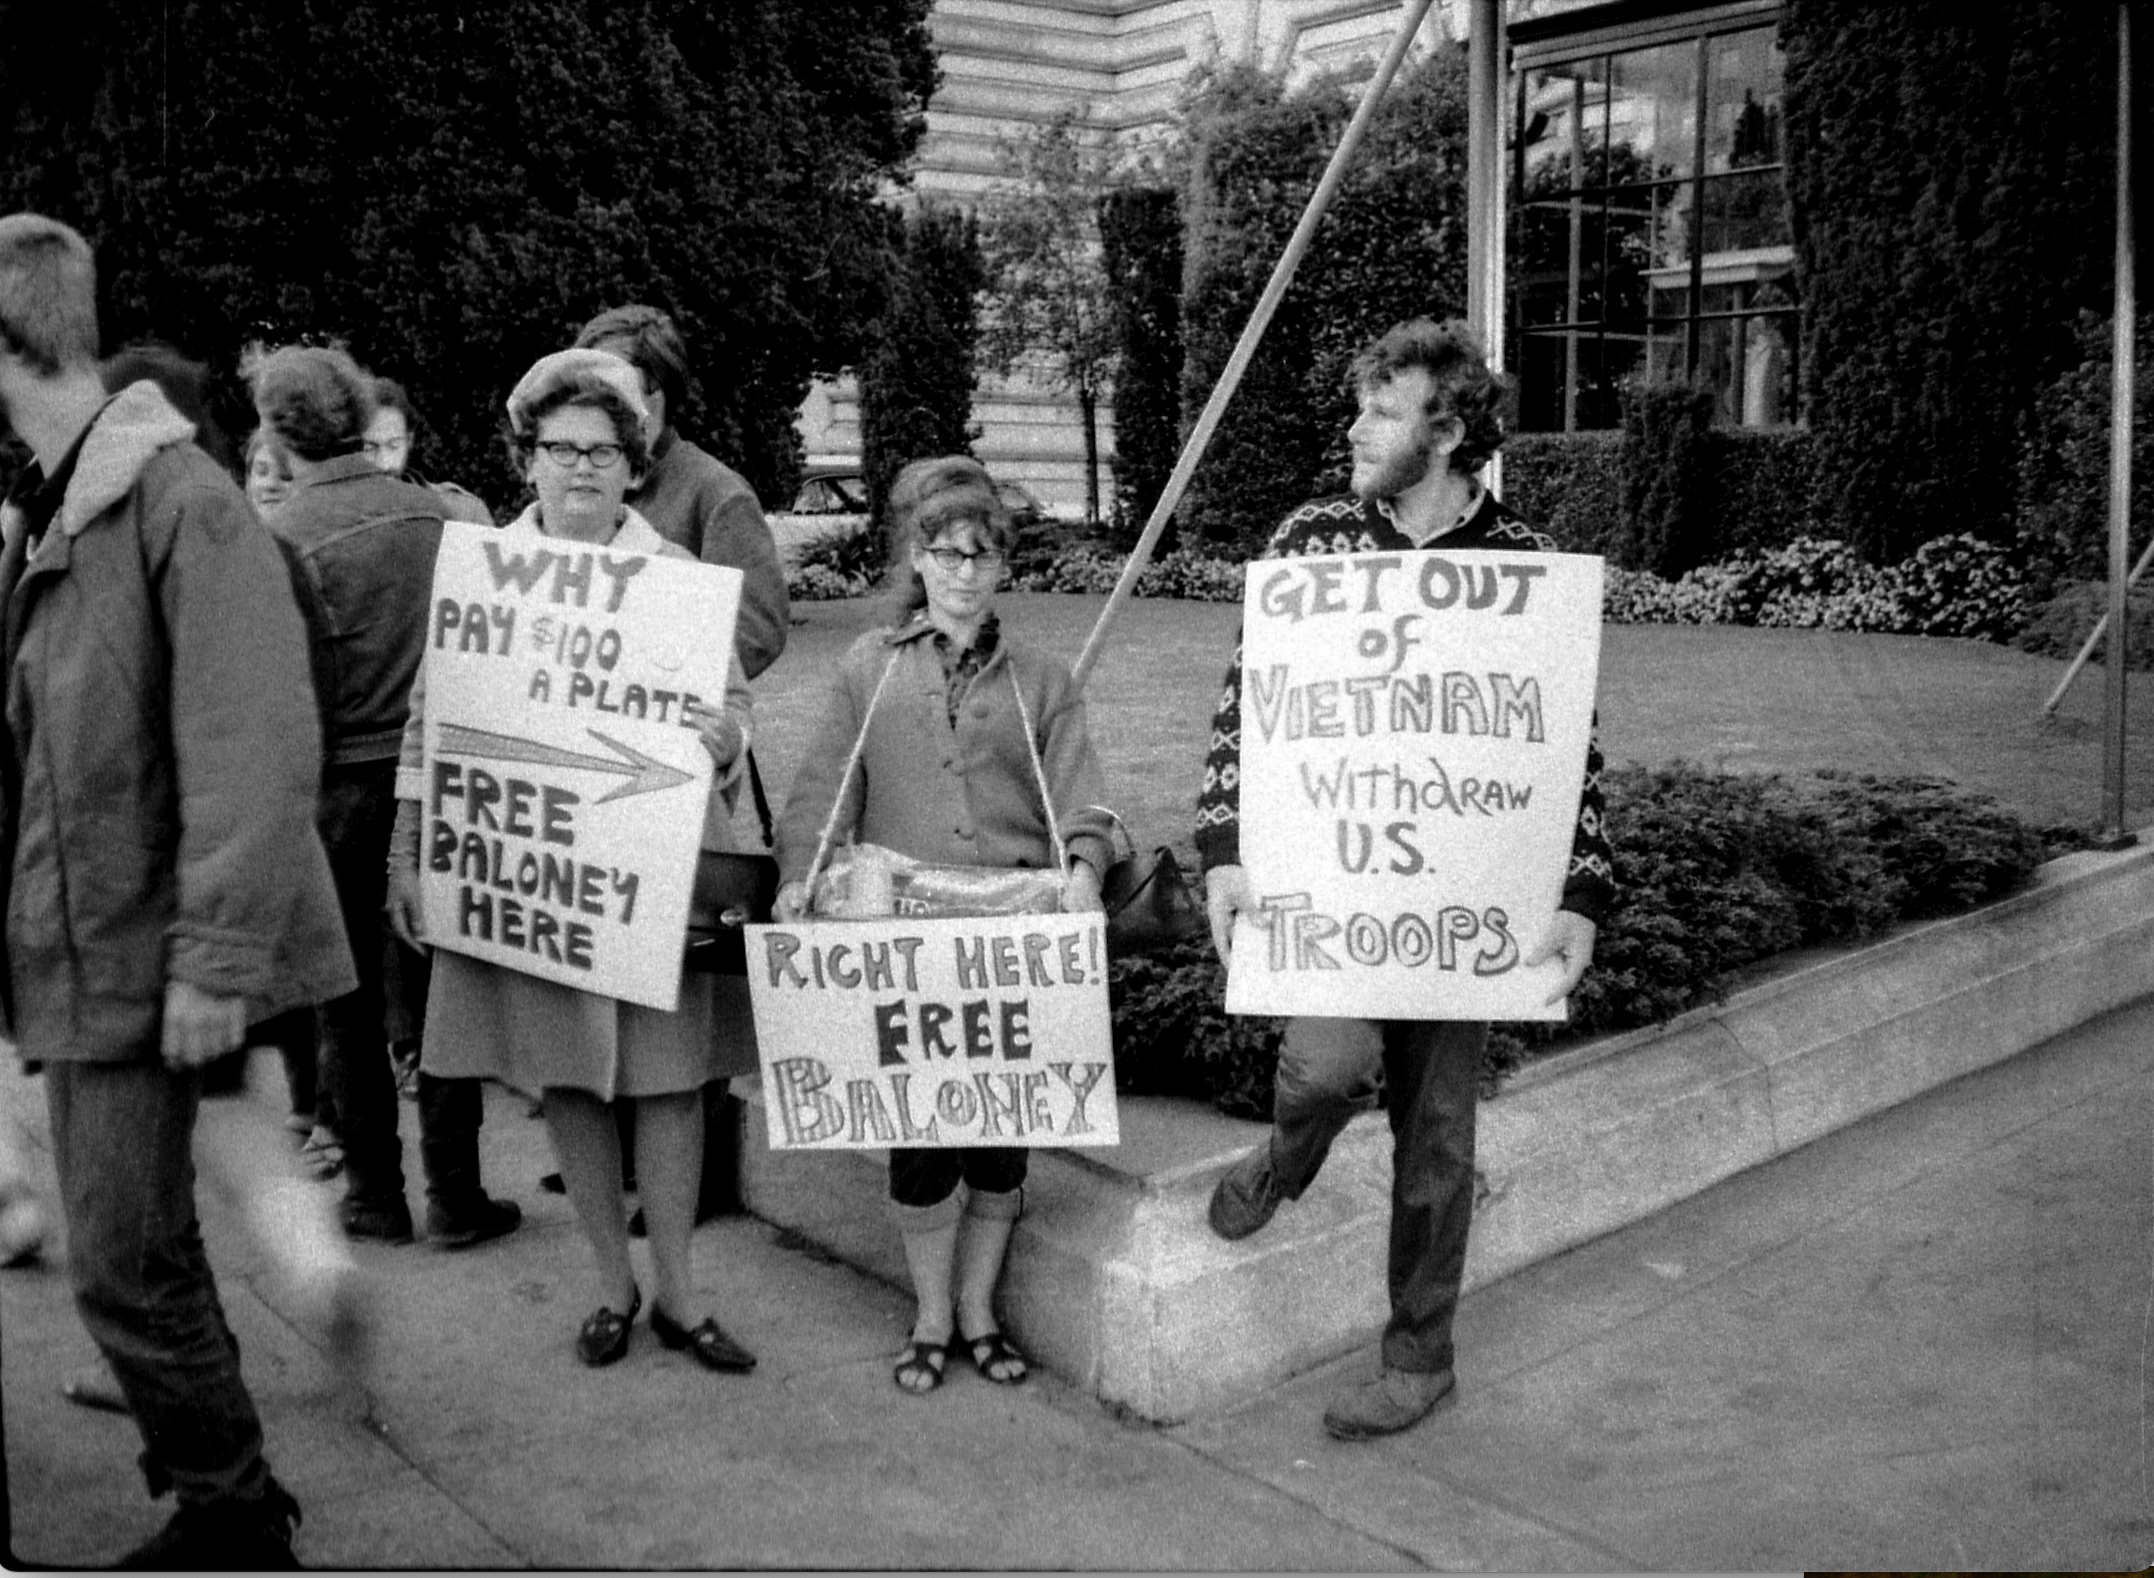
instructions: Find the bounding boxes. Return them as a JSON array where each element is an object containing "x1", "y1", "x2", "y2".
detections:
[
  {"x1": 0, "y1": 210, "x2": 351, "y2": 1568},
  {"x1": 773, "y1": 455, "x2": 1110, "y2": 1396},
  {"x1": 572, "y1": 304, "x2": 789, "y2": 1227},
  {"x1": 254, "y1": 342, "x2": 520, "y2": 1251},
  {"x1": 1196, "y1": 318, "x2": 1615, "y2": 1443},
  {"x1": 363, "y1": 374, "x2": 494, "y2": 525},
  {"x1": 243, "y1": 425, "x2": 293, "y2": 520},
  {"x1": 385, "y1": 349, "x2": 760, "y2": 1373}
]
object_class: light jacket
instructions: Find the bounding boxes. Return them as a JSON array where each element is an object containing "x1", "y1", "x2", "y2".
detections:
[
  {"x1": 776, "y1": 617, "x2": 1114, "y2": 887},
  {"x1": 0, "y1": 382, "x2": 355, "y2": 1060},
  {"x1": 272, "y1": 452, "x2": 444, "y2": 766}
]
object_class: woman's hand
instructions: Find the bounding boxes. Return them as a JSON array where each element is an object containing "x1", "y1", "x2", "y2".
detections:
[
  {"x1": 1061, "y1": 861, "x2": 1104, "y2": 914},
  {"x1": 773, "y1": 880, "x2": 811, "y2": 924},
  {"x1": 385, "y1": 865, "x2": 428, "y2": 952},
  {"x1": 684, "y1": 697, "x2": 744, "y2": 772}
]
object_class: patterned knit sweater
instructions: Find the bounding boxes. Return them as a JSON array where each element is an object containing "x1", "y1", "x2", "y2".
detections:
[{"x1": 1192, "y1": 491, "x2": 1617, "y2": 924}]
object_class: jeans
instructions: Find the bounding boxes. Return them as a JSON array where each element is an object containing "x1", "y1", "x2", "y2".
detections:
[
  {"x1": 1268, "y1": 1016, "x2": 1487, "y2": 1375},
  {"x1": 44, "y1": 1056, "x2": 273, "y2": 1507}
]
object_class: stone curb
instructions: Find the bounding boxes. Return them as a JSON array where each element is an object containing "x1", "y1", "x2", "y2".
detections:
[{"x1": 749, "y1": 832, "x2": 2154, "y2": 1421}]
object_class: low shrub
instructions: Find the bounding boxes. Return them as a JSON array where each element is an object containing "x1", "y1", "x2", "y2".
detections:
[
  {"x1": 1605, "y1": 534, "x2": 2032, "y2": 642},
  {"x1": 2014, "y1": 579, "x2": 2154, "y2": 670},
  {"x1": 784, "y1": 525, "x2": 881, "y2": 602},
  {"x1": 1012, "y1": 545, "x2": 1247, "y2": 602},
  {"x1": 1108, "y1": 766, "x2": 2079, "y2": 1118}
]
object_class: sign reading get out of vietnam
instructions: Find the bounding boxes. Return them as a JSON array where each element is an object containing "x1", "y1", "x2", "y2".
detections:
[
  {"x1": 746, "y1": 915, "x2": 1118, "y2": 1150},
  {"x1": 1226, "y1": 549, "x2": 1604, "y2": 1023},
  {"x1": 419, "y1": 520, "x2": 742, "y2": 1011}
]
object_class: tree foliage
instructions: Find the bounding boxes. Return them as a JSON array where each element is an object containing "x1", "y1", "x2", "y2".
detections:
[
  {"x1": 0, "y1": 0, "x2": 937, "y2": 506},
  {"x1": 1781, "y1": 1, "x2": 2122, "y2": 560},
  {"x1": 859, "y1": 203, "x2": 984, "y2": 559},
  {"x1": 1175, "y1": 49, "x2": 1472, "y2": 552},
  {"x1": 977, "y1": 107, "x2": 1120, "y2": 526},
  {"x1": 1097, "y1": 185, "x2": 1183, "y2": 543}
]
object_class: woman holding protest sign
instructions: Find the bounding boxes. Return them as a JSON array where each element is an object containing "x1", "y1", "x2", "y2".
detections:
[
  {"x1": 773, "y1": 455, "x2": 1112, "y2": 1395},
  {"x1": 385, "y1": 348, "x2": 761, "y2": 1374}
]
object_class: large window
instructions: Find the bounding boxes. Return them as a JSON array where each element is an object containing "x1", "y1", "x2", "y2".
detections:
[{"x1": 1510, "y1": 5, "x2": 1795, "y2": 432}]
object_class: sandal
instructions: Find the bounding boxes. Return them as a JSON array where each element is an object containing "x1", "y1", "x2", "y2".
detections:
[
  {"x1": 299, "y1": 1126, "x2": 345, "y2": 1182},
  {"x1": 961, "y1": 1330, "x2": 1029, "y2": 1386},
  {"x1": 575, "y1": 1287, "x2": 641, "y2": 1367},
  {"x1": 893, "y1": 1339, "x2": 948, "y2": 1395}
]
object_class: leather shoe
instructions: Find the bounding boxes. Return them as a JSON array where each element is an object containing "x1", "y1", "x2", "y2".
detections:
[
  {"x1": 425, "y1": 1195, "x2": 522, "y2": 1251},
  {"x1": 649, "y1": 1305, "x2": 756, "y2": 1372},
  {"x1": 1207, "y1": 1143, "x2": 1287, "y2": 1241},
  {"x1": 339, "y1": 1199, "x2": 415, "y2": 1245},
  {"x1": 575, "y1": 1287, "x2": 640, "y2": 1367},
  {"x1": 1321, "y1": 1366, "x2": 1455, "y2": 1441}
]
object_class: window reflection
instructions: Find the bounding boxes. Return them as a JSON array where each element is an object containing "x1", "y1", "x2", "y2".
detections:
[{"x1": 1510, "y1": 20, "x2": 1796, "y2": 432}]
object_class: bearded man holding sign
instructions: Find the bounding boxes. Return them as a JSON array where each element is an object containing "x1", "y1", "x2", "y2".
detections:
[{"x1": 1196, "y1": 319, "x2": 1616, "y2": 1442}]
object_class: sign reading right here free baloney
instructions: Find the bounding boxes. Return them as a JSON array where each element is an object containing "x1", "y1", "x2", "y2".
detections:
[{"x1": 1225, "y1": 548, "x2": 1604, "y2": 1023}]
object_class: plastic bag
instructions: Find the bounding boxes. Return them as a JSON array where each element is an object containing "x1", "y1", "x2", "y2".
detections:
[{"x1": 809, "y1": 842, "x2": 1065, "y2": 920}]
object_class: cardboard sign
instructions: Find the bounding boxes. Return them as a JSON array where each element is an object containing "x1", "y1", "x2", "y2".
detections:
[
  {"x1": 1225, "y1": 549, "x2": 1604, "y2": 1022},
  {"x1": 746, "y1": 915, "x2": 1118, "y2": 1149},
  {"x1": 419, "y1": 520, "x2": 742, "y2": 1010}
]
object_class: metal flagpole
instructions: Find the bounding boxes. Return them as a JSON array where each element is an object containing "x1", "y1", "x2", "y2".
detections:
[
  {"x1": 2100, "y1": 0, "x2": 2136, "y2": 844},
  {"x1": 1069, "y1": 0, "x2": 1440, "y2": 694}
]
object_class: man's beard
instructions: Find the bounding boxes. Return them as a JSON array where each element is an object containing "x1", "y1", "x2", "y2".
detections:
[{"x1": 1351, "y1": 432, "x2": 1436, "y2": 501}]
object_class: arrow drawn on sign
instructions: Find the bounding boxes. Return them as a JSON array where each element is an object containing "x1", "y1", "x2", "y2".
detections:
[{"x1": 436, "y1": 723, "x2": 696, "y2": 804}]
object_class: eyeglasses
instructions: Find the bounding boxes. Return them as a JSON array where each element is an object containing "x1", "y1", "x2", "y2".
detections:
[
  {"x1": 534, "y1": 440, "x2": 625, "y2": 470},
  {"x1": 922, "y1": 546, "x2": 1005, "y2": 574}
]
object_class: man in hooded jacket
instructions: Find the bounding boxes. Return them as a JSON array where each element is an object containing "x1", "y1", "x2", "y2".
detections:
[{"x1": 0, "y1": 212, "x2": 353, "y2": 1569}]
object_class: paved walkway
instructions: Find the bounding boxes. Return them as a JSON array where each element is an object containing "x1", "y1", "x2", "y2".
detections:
[{"x1": 3, "y1": 994, "x2": 2150, "y2": 1570}]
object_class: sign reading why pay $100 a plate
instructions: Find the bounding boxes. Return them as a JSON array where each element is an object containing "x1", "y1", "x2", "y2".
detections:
[
  {"x1": 1226, "y1": 548, "x2": 1603, "y2": 1022},
  {"x1": 418, "y1": 520, "x2": 742, "y2": 1011},
  {"x1": 747, "y1": 915, "x2": 1118, "y2": 1149}
]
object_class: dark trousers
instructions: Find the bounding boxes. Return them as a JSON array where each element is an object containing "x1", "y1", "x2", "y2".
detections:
[
  {"x1": 45, "y1": 1056, "x2": 272, "y2": 1507},
  {"x1": 1268, "y1": 1016, "x2": 1486, "y2": 1375},
  {"x1": 317, "y1": 762, "x2": 486, "y2": 1212}
]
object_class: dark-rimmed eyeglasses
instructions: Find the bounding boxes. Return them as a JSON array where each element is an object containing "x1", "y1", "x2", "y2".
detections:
[
  {"x1": 922, "y1": 546, "x2": 1005, "y2": 574},
  {"x1": 534, "y1": 440, "x2": 625, "y2": 470}
]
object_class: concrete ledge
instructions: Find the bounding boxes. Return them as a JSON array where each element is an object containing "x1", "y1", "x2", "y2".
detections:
[{"x1": 741, "y1": 834, "x2": 2154, "y2": 1422}]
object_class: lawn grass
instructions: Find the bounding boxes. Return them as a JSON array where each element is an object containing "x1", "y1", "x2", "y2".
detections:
[{"x1": 752, "y1": 593, "x2": 2154, "y2": 856}]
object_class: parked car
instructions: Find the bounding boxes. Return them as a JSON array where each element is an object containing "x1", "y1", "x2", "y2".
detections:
[{"x1": 783, "y1": 464, "x2": 869, "y2": 517}]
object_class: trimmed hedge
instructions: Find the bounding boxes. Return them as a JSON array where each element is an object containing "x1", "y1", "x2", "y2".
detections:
[
  {"x1": 1505, "y1": 423, "x2": 1822, "y2": 569},
  {"x1": 1111, "y1": 767, "x2": 2083, "y2": 1119},
  {"x1": 1502, "y1": 431, "x2": 1623, "y2": 558}
]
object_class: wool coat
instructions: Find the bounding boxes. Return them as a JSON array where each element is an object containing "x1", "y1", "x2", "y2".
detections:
[
  {"x1": 776, "y1": 616, "x2": 1114, "y2": 891},
  {"x1": 0, "y1": 382, "x2": 355, "y2": 1061},
  {"x1": 629, "y1": 431, "x2": 787, "y2": 682}
]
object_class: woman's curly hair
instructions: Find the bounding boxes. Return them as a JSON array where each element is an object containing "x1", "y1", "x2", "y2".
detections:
[{"x1": 887, "y1": 455, "x2": 1013, "y2": 621}]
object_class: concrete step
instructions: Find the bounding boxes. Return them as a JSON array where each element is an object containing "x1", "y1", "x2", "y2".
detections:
[{"x1": 740, "y1": 830, "x2": 2154, "y2": 1422}]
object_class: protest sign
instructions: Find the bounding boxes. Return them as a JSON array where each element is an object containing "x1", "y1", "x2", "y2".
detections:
[
  {"x1": 1225, "y1": 549, "x2": 1603, "y2": 1022},
  {"x1": 746, "y1": 914, "x2": 1117, "y2": 1150},
  {"x1": 419, "y1": 520, "x2": 742, "y2": 1010}
]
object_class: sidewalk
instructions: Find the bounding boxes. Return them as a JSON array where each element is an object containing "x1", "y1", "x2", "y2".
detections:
[{"x1": 4, "y1": 993, "x2": 2151, "y2": 1570}]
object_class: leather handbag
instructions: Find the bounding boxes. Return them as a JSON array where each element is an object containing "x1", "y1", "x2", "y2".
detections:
[
  {"x1": 1092, "y1": 807, "x2": 1206, "y2": 957},
  {"x1": 682, "y1": 753, "x2": 780, "y2": 976}
]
